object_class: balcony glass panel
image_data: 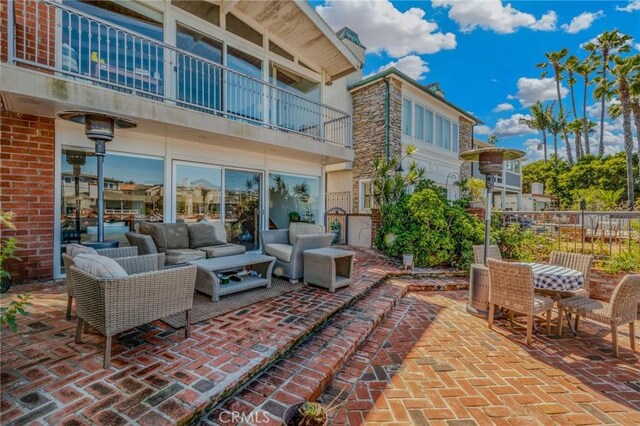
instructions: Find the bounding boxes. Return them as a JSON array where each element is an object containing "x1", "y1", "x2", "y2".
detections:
[
  {"x1": 176, "y1": 24, "x2": 222, "y2": 111},
  {"x1": 62, "y1": 0, "x2": 164, "y2": 95}
]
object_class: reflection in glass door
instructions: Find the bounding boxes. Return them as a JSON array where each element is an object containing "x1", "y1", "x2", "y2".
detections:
[{"x1": 224, "y1": 170, "x2": 261, "y2": 251}]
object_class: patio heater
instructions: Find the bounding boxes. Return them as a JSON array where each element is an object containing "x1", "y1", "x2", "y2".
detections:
[
  {"x1": 459, "y1": 148, "x2": 525, "y2": 317},
  {"x1": 58, "y1": 111, "x2": 137, "y2": 249}
]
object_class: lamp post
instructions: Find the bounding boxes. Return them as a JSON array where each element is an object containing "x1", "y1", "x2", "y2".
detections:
[
  {"x1": 460, "y1": 148, "x2": 525, "y2": 317},
  {"x1": 445, "y1": 172, "x2": 460, "y2": 200},
  {"x1": 58, "y1": 111, "x2": 137, "y2": 248}
]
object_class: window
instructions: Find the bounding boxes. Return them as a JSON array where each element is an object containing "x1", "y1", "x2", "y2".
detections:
[
  {"x1": 359, "y1": 180, "x2": 375, "y2": 212},
  {"x1": 226, "y1": 13, "x2": 263, "y2": 47},
  {"x1": 269, "y1": 41, "x2": 294, "y2": 62},
  {"x1": 270, "y1": 65, "x2": 321, "y2": 134},
  {"x1": 269, "y1": 173, "x2": 320, "y2": 229},
  {"x1": 452, "y1": 122, "x2": 459, "y2": 152},
  {"x1": 443, "y1": 118, "x2": 451, "y2": 149},
  {"x1": 414, "y1": 105, "x2": 424, "y2": 141},
  {"x1": 435, "y1": 115, "x2": 443, "y2": 147},
  {"x1": 227, "y1": 47, "x2": 263, "y2": 120},
  {"x1": 425, "y1": 108, "x2": 433, "y2": 143},
  {"x1": 172, "y1": 1, "x2": 220, "y2": 27},
  {"x1": 402, "y1": 98, "x2": 412, "y2": 136},
  {"x1": 60, "y1": 148, "x2": 164, "y2": 254},
  {"x1": 174, "y1": 163, "x2": 222, "y2": 222}
]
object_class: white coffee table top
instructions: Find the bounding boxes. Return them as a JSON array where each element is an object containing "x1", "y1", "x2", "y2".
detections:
[{"x1": 188, "y1": 253, "x2": 275, "y2": 271}]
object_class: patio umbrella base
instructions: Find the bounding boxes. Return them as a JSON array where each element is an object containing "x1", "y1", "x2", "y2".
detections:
[{"x1": 82, "y1": 240, "x2": 119, "y2": 250}]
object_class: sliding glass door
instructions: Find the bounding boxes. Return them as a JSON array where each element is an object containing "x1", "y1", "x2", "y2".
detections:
[{"x1": 224, "y1": 169, "x2": 262, "y2": 251}]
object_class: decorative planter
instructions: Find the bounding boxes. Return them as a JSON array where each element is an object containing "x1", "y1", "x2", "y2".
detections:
[{"x1": 283, "y1": 403, "x2": 328, "y2": 426}]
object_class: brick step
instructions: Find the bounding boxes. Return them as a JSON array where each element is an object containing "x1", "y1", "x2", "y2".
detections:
[{"x1": 200, "y1": 277, "x2": 451, "y2": 425}]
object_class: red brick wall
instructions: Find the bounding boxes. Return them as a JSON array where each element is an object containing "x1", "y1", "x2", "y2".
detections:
[
  {"x1": 1, "y1": 104, "x2": 56, "y2": 283},
  {"x1": 1, "y1": 0, "x2": 56, "y2": 69}
]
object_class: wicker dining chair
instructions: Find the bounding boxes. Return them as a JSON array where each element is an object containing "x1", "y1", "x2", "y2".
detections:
[
  {"x1": 68, "y1": 264, "x2": 196, "y2": 368},
  {"x1": 558, "y1": 274, "x2": 640, "y2": 358},
  {"x1": 62, "y1": 248, "x2": 164, "y2": 319},
  {"x1": 487, "y1": 259, "x2": 554, "y2": 344},
  {"x1": 549, "y1": 251, "x2": 593, "y2": 298},
  {"x1": 473, "y1": 245, "x2": 502, "y2": 264}
]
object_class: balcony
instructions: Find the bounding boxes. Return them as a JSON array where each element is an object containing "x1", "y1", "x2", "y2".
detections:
[{"x1": 6, "y1": 0, "x2": 352, "y2": 148}]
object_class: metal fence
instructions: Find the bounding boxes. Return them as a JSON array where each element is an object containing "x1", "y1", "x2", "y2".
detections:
[
  {"x1": 501, "y1": 210, "x2": 640, "y2": 259},
  {"x1": 8, "y1": 0, "x2": 352, "y2": 148}
]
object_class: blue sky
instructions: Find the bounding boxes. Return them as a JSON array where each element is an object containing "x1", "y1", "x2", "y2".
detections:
[{"x1": 313, "y1": 0, "x2": 640, "y2": 161}]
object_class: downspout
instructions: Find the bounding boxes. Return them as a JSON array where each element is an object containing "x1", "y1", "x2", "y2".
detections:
[{"x1": 384, "y1": 77, "x2": 390, "y2": 160}]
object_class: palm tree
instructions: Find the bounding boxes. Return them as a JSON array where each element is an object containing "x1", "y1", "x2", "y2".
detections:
[
  {"x1": 519, "y1": 101, "x2": 552, "y2": 162},
  {"x1": 487, "y1": 135, "x2": 498, "y2": 145},
  {"x1": 576, "y1": 55, "x2": 598, "y2": 155},
  {"x1": 586, "y1": 30, "x2": 632, "y2": 157},
  {"x1": 546, "y1": 107, "x2": 566, "y2": 169},
  {"x1": 538, "y1": 48, "x2": 573, "y2": 166},
  {"x1": 564, "y1": 55, "x2": 580, "y2": 118},
  {"x1": 566, "y1": 119, "x2": 584, "y2": 160},
  {"x1": 610, "y1": 54, "x2": 640, "y2": 209}
]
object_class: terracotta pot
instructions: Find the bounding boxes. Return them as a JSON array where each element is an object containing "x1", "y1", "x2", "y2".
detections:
[{"x1": 283, "y1": 403, "x2": 328, "y2": 426}]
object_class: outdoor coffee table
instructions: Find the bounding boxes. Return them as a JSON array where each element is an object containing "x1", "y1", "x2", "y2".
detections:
[
  {"x1": 303, "y1": 248, "x2": 355, "y2": 292},
  {"x1": 189, "y1": 253, "x2": 275, "y2": 302}
]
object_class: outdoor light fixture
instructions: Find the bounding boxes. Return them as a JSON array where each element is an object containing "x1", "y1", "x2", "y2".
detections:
[{"x1": 58, "y1": 111, "x2": 137, "y2": 247}]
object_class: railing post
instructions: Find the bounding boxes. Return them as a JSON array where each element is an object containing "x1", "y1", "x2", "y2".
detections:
[{"x1": 7, "y1": 0, "x2": 15, "y2": 63}]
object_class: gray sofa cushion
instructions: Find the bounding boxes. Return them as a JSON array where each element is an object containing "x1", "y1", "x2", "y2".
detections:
[
  {"x1": 165, "y1": 248, "x2": 206, "y2": 264},
  {"x1": 265, "y1": 243, "x2": 292, "y2": 262},
  {"x1": 139, "y1": 223, "x2": 189, "y2": 252},
  {"x1": 289, "y1": 223, "x2": 324, "y2": 246},
  {"x1": 199, "y1": 244, "x2": 246, "y2": 258},
  {"x1": 66, "y1": 243, "x2": 98, "y2": 258},
  {"x1": 187, "y1": 222, "x2": 226, "y2": 248},
  {"x1": 73, "y1": 254, "x2": 128, "y2": 279}
]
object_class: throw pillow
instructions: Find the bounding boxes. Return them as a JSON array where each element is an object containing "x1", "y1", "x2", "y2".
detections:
[
  {"x1": 187, "y1": 222, "x2": 225, "y2": 248},
  {"x1": 73, "y1": 254, "x2": 128, "y2": 279},
  {"x1": 66, "y1": 243, "x2": 98, "y2": 258}
]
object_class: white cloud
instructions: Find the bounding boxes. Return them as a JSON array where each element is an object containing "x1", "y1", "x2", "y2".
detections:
[
  {"x1": 316, "y1": 0, "x2": 456, "y2": 57},
  {"x1": 475, "y1": 125, "x2": 491, "y2": 135},
  {"x1": 523, "y1": 138, "x2": 545, "y2": 162},
  {"x1": 493, "y1": 114, "x2": 538, "y2": 138},
  {"x1": 371, "y1": 55, "x2": 430, "y2": 80},
  {"x1": 616, "y1": 0, "x2": 640, "y2": 12},
  {"x1": 509, "y1": 77, "x2": 568, "y2": 107},
  {"x1": 585, "y1": 99, "x2": 620, "y2": 119},
  {"x1": 492, "y1": 102, "x2": 514, "y2": 113},
  {"x1": 561, "y1": 11, "x2": 604, "y2": 34},
  {"x1": 431, "y1": 0, "x2": 557, "y2": 34},
  {"x1": 634, "y1": 42, "x2": 640, "y2": 51}
]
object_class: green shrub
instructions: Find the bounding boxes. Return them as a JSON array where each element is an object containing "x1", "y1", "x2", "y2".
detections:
[
  {"x1": 375, "y1": 181, "x2": 484, "y2": 269},
  {"x1": 492, "y1": 223, "x2": 553, "y2": 263},
  {"x1": 600, "y1": 250, "x2": 640, "y2": 274}
]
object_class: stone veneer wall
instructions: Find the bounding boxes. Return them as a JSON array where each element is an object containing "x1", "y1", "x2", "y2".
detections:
[
  {"x1": 459, "y1": 117, "x2": 474, "y2": 181},
  {"x1": 351, "y1": 78, "x2": 402, "y2": 212}
]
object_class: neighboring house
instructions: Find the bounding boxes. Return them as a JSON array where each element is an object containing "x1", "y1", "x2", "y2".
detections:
[
  {"x1": 504, "y1": 183, "x2": 552, "y2": 211},
  {"x1": 326, "y1": 67, "x2": 481, "y2": 213},
  {"x1": 1, "y1": 0, "x2": 362, "y2": 282},
  {"x1": 471, "y1": 139, "x2": 523, "y2": 210}
]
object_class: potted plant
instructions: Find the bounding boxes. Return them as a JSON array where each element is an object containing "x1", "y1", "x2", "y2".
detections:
[
  {"x1": 467, "y1": 178, "x2": 485, "y2": 209},
  {"x1": 289, "y1": 211, "x2": 301, "y2": 223},
  {"x1": 330, "y1": 219, "x2": 341, "y2": 244},
  {"x1": 0, "y1": 211, "x2": 21, "y2": 294},
  {"x1": 284, "y1": 402, "x2": 327, "y2": 426}
]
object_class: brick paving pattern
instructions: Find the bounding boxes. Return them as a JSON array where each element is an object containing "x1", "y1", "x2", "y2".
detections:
[
  {"x1": 1, "y1": 249, "x2": 445, "y2": 425},
  {"x1": 321, "y1": 286, "x2": 640, "y2": 426}
]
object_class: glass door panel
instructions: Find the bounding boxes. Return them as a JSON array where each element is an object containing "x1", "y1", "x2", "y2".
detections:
[
  {"x1": 224, "y1": 170, "x2": 261, "y2": 251},
  {"x1": 174, "y1": 163, "x2": 222, "y2": 222}
]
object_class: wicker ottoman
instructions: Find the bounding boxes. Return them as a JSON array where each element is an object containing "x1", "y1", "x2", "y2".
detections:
[{"x1": 303, "y1": 248, "x2": 355, "y2": 292}]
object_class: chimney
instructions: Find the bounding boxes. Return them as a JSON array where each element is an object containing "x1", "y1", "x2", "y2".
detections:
[{"x1": 336, "y1": 27, "x2": 366, "y2": 65}]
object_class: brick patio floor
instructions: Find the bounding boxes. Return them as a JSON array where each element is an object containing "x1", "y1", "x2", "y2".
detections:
[
  {"x1": 1, "y1": 248, "x2": 462, "y2": 425},
  {"x1": 320, "y1": 285, "x2": 640, "y2": 426}
]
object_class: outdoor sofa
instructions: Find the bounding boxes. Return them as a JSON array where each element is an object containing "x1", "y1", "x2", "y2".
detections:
[{"x1": 126, "y1": 221, "x2": 245, "y2": 265}]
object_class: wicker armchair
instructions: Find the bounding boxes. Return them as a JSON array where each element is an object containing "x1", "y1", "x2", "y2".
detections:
[
  {"x1": 473, "y1": 245, "x2": 502, "y2": 264},
  {"x1": 62, "y1": 247, "x2": 164, "y2": 319},
  {"x1": 68, "y1": 264, "x2": 196, "y2": 368},
  {"x1": 487, "y1": 259, "x2": 554, "y2": 344},
  {"x1": 558, "y1": 274, "x2": 640, "y2": 358}
]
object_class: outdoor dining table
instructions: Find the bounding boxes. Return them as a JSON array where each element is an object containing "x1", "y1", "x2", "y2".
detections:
[{"x1": 525, "y1": 263, "x2": 584, "y2": 292}]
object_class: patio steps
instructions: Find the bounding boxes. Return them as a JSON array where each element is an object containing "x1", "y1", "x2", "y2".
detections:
[{"x1": 199, "y1": 276, "x2": 465, "y2": 425}]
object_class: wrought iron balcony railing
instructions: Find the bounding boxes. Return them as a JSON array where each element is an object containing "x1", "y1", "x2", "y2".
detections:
[{"x1": 6, "y1": 0, "x2": 352, "y2": 148}]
